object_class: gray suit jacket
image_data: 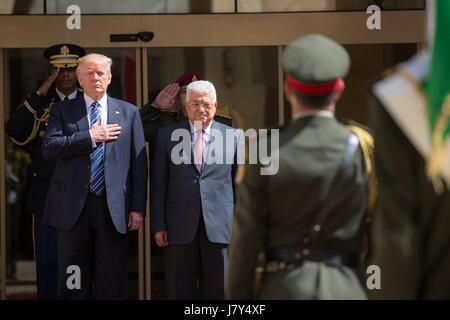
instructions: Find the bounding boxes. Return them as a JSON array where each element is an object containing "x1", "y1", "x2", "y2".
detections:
[
  {"x1": 151, "y1": 120, "x2": 243, "y2": 245},
  {"x1": 42, "y1": 95, "x2": 148, "y2": 234}
]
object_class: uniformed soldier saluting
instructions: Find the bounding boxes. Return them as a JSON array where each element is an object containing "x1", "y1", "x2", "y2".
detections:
[
  {"x1": 140, "y1": 72, "x2": 244, "y2": 151},
  {"x1": 6, "y1": 43, "x2": 85, "y2": 300},
  {"x1": 227, "y1": 34, "x2": 369, "y2": 299}
]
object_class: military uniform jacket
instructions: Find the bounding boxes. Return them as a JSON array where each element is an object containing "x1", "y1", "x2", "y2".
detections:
[
  {"x1": 5, "y1": 88, "x2": 83, "y2": 216},
  {"x1": 228, "y1": 115, "x2": 369, "y2": 299},
  {"x1": 140, "y1": 103, "x2": 183, "y2": 153}
]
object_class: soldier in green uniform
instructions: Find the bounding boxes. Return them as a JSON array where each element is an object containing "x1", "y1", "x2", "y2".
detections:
[
  {"x1": 227, "y1": 34, "x2": 369, "y2": 299},
  {"x1": 369, "y1": 1, "x2": 450, "y2": 299},
  {"x1": 5, "y1": 43, "x2": 85, "y2": 299}
]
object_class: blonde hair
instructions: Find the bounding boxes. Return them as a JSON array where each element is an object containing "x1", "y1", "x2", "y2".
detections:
[{"x1": 77, "y1": 53, "x2": 112, "y2": 75}]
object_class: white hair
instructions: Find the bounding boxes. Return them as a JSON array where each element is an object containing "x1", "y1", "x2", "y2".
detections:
[
  {"x1": 77, "y1": 53, "x2": 113, "y2": 75},
  {"x1": 186, "y1": 80, "x2": 217, "y2": 103}
]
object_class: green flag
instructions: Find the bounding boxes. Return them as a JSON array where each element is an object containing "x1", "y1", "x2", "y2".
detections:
[{"x1": 425, "y1": 0, "x2": 450, "y2": 189}]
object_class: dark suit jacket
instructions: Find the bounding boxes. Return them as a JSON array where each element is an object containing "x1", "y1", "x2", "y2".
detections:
[
  {"x1": 151, "y1": 119, "x2": 243, "y2": 245},
  {"x1": 42, "y1": 94, "x2": 148, "y2": 234}
]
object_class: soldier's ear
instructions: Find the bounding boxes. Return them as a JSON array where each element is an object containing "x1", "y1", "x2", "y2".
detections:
[
  {"x1": 333, "y1": 79, "x2": 345, "y2": 102},
  {"x1": 284, "y1": 80, "x2": 292, "y2": 97},
  {"x1": 284, "y1": 80, "x2": 297, "y2": 105}
]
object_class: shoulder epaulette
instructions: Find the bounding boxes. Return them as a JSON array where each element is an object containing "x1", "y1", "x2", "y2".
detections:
[
  {"x1": 214, "y1": 112, "x2": 232, "y2": 120},
  {"x1": 346, "y1": 123, "x2": 377, "y2": 220}
]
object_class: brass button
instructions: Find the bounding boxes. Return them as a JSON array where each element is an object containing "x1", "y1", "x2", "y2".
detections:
[
  {"x1": 302, "y1": 249, "x2": 310, "y2": 256},
  {"x1": 313, "y1": 224, "x2": 321, "y2": 232}
]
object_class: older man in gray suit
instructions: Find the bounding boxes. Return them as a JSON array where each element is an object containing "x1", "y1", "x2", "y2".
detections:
[{"x1": 151, "y1": 80, "x2": 243, "y2": 299}]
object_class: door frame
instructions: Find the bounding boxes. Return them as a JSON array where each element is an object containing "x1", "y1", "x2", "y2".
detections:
[
  {"x1": 0, "y1": 11, "x2": 424, "y2": 48},
  {"x1": 0, "y1": 10, "x2": 425, "y2": 300}
]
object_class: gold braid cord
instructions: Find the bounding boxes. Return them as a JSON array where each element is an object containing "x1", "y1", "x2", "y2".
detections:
[
  {"x1": 10, "y1": 100, "x2": 52, "y2": 146},
  {"x1": 427, "y1": 93, "x2": 450, "y2": 194},
  {"x1": 347, "y1": 124, "x2": 377, "y2": 221}
]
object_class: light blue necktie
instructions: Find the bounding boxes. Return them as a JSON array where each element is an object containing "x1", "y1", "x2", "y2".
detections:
[{"x1": 89, "y1": 101, "x2": 105, "y2": 195}]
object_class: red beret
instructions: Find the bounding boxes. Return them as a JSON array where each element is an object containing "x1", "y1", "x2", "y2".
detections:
[{"x1": 175, "y1": 72, "x2": 204, "y2": 87}]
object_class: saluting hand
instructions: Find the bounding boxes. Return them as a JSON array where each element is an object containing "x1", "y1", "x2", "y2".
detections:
[
  {"x1": 37, "y1": 68, "x2": 60, "y2": 97},
  {"x1": 152, "y1": 83, "x2": 180, "y2": 111},
  {"x1": 89, "y1": 119, "x2": 121, "y2": 143}
]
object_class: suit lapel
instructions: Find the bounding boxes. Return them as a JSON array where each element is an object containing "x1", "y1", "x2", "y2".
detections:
[
  {"x1": 182, "y1": 120, "x2": 201, "y2": 175},
  {"x1": 201, "y1": 120, "x2": 219, "y2": 175},
  {"x1": 106, "y1": 95, "x2": 121, "y2": 158}
]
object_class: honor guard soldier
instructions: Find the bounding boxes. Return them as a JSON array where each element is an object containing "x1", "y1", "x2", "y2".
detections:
[
  {"x1": 228, "y1": 34, "x2": 370, "y2": 299},
  {"x1": 6, "y1": 43, "x2": 85, "y2": 299}
]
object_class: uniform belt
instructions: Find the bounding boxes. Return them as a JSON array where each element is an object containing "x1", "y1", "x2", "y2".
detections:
[{"x1": 265, "y1": 247, "x2": 356, "y2": 273}]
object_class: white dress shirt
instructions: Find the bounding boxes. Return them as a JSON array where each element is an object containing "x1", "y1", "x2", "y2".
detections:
[{"x1": 55, "y1": 88, "x2": 78, "y2": 101}]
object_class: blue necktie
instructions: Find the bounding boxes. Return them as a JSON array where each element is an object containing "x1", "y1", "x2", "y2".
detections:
[{"x1": 89, "y1": 102, "x2": 105, "y2": 196}]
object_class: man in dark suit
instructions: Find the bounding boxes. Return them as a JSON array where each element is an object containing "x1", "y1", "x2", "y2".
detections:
[
  {"x1": 228, "y1": 35, "x2": 369, "y2": 299},
  {"x1": 42, "y1": 53, "x2": 148, "y2": 299},
  {"x1": 151, "y1": 80, "x2": 243, "y2": 299},
  {"x1": 5, "y1": 43, "x2": 85, "y2": 299}
]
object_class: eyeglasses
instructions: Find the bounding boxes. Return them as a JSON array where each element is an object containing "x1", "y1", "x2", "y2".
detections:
[{"x1": 189, "y1": 101, "x2": 215, "y2": 110}]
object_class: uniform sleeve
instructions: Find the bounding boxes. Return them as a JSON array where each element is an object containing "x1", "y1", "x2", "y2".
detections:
[
  {"x1": 140, "y1": 102, "x2": 163, "y2": 146},
  {"x1": 227, "y1": 138, "x2": 269, "y2": 299},
  {"x1": 6, "y1": 92, "x2": 49, "y2": 144},
  {"x1": 368, "y1": 95, "x2": 422, "y2": 299}
]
